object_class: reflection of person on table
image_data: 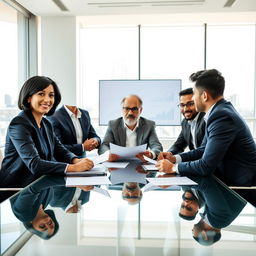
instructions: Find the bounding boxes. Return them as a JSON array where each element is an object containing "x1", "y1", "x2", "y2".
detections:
[
  {"x1": 10, "y1": 176, "x2": 62, "y2": 239},
  {"x1": 98, "y1": 95, "x2": 162, "y2": 162},
  {"x1": 179, "y1": 176, "x2": 246, "y2": 246},
  {"x1": 122, "y1": 182, "x2": 143, "y2": 205}
]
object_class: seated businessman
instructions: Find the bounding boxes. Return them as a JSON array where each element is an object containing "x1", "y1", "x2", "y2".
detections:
[
  {"x1": 168, "y1": 87, "x2": 205, "y2": 155},
  {"x1": 156, "y1": 69, "x2": 256, "y2": 185},
  {"x1": 98, "y1": 95, "x2": 163, "y2": 161},
  {"x1": 49, "y1": 105, "x2": 101, "y2": 158}
]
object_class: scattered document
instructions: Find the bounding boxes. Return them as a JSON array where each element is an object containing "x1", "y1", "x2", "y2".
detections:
[
  {"x1": 93, "y1": 186, "x2": 111, "y2": 198},
  {"x1": 146, "y1": 177, "x2": 197, "y2": 186},
  {"x1": 110, "y1": 143, "x2": 147, "y2": 159},
  {"x1": 102, "y1": 162, "x2": 129, "y2": 168},
  {"x1": 142, "y1": 164, "x2": 158, "y2": 171},
  {"x1": 89, "y1": 151, "x2": 109, "y2": 165},
  {"x1": 66, "y1": 165, "x2": 107, "y2": 177},
  {"x1": 66, "y1": 176, "x2": 111, "y2": 186},
  {"x1": 143, "y1": 155, "x2": 157, "y2": 164}
]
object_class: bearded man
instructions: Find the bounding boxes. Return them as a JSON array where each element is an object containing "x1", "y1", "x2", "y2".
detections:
[{"x1": 98, "y1": 95, "x2": 162, "y2": 161}]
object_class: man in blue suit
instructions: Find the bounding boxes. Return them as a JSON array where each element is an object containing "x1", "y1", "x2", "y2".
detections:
[
  {"x1": 156, "y1": 69, "x2": 256, "y2": 186},
  {"x1": 49, "y1": 105, "x2": 101, "y2": 157}
]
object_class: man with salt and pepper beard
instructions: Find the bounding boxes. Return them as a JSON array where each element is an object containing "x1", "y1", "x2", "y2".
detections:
[{"x1": 98, "y1": 95, "x2": 162, "y2": 161}]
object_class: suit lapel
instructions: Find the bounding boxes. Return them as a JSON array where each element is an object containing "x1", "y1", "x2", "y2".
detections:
[
  {"x1": 61, "y1": 107, "x2": 77, "y2": 141},
  {"x1": 79, "y1": 111, "x2": 88, "y2": 141},
  {"x1": 42, "y1": 120, "x2": 53, "y2": 158},
  {"x1": 118, "y1": 119, "x2": 126, "y2": 146},
  {"x1": 136, "y1": 118, "x2": 144, "y2": 145}
]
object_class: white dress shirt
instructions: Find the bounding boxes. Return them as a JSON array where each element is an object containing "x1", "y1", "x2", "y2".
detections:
[
  {"x1": 123, "y1": 118, "x2": 156, "y2": 159},
  {"x1": 64, "y1": 187, "x2": 82, "y2": 213},
  {"x1": 64, "y1": 105, "x2": 84, "y2": 151}
]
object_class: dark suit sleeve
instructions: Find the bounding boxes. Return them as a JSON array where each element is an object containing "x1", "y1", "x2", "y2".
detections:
[
  {"x1": 98, "y1": 122, "x2": 113, "y2": 155},
  {"x1": 8, "y1": 122, "x2": 72, "y2": 175},
  {"x1": 178, "y1": 114, "x2": 237, "y2": 176},
  {"x1": 83, "y1": 111, "x2": 101, "y2": 146},
  {"x1": 147, "y1": 122, "x2": 163, "y2": 156},
  {"x1": 49, "y1": 116, "x2": 84, "y2": 156},
  {"x1": 168, "y1": 130, "x2": 188, "y2": 154}
]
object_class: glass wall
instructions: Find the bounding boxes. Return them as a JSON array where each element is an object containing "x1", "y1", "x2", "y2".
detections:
[
  {"x1": 79, "y1": 24, "x2": 256, "y2": 140},
  {"x1": 0, "y1": 0, "x2": 29, "y2": 146},
  {"x1": 79, "y1": 26, "x2": 138, "y2": 135}
]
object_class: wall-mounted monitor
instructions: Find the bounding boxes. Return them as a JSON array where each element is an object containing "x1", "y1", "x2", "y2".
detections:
[{"x1": 99, "y1": 79, "x2": 181, "y2": 126}]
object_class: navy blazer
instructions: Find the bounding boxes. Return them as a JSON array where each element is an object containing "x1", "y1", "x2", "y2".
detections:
[
  {"x1": 168, "y1": 112, "x2": 206, "y2": 154},
  {"x1": 49, "y1": 106, "x2": 101, "y2": 157},
  {"x1": 50, "y1": 186, "x2": 90, "y2": 211},
  {"x1": 0, "y1": 110, "x2": 76, "y2": 187},
  {"x1": 178, "y1": 99, "x2": 256, "y2": 185}
]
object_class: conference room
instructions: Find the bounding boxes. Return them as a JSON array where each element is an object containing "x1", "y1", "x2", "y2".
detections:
[{"x1": 0, "y1": 0, "x2": 256, "y2": 255}]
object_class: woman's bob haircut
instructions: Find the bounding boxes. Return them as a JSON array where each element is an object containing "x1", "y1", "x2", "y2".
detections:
[{"x1": 18, "y1": 76, "x2": 61, "y2": 116}]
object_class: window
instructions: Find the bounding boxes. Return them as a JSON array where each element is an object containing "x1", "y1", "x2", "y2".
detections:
[
  {"x1": 0, "y1": 1, "x2": 29, "y2": 146},
  {"x1": 207, "y1": 24, "x2": 256, "y2": 137},
  {"x1": 79, "y1": 26, "x2": 138, "y2": 136}
]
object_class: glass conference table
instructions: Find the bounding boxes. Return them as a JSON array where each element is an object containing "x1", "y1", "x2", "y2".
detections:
[{"x1": 1, "y1": 160, "x2": 256, "y2": 256}]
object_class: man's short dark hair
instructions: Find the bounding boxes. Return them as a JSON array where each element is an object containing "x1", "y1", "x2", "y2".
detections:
[
  {"x1": 189, "y1": 69, "x2": 225, "y2": 99},
  {"x1": 179, "y1": 87, "x2": 193, "y2": 97},
  {"x1": 18, "y1": 76, "x2": 61, "y2": 116},
  {"x1": 193, "y1": 230, "x2": 221, "y2": 246}
]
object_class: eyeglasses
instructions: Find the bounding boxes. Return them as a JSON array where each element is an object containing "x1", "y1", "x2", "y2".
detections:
[
  {"x1": 177, "y1": 101, "x2": 194, "y2": 108},
  {"x1": 123, "y1": 107, "x2": 140, "y2": 112}
]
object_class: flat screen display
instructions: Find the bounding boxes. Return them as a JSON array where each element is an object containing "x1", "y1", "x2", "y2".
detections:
[{"x1": 99, "y1": 79, "x2": 181, "y2": 126}]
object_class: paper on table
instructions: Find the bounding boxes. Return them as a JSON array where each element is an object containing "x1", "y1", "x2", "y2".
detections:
[
  {"x1": 143, "y1": 155, "x2": 157, "y2": 164},
  {"x1": 142, "y1": 164, "x2": 158, "y2": 171},
  {"x1": 146, "y1": 177, "x2": 197, "y2": 186},
  {"x1": 110, "y1": 143, "x2": 147, "y2": 159},
  {"x1": 93, "y1": 186, "x2": 111, "y2": 197},
  {"x1": 66, "y1": 176, "x2": 111, "y2": 186},
  {"x1": 89, "y1": 151, "x2": 109, "y2": 165},
  {"x1": 65, "y1": 165, "x2": 107, "y2": 177},
  {"x1": 102, "y1": 162, "x2": 129, "y2": 168}
]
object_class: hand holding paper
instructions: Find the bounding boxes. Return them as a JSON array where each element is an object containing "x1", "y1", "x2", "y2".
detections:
[{"x1": 110, "y1": 143, "x2": 147, "y2": 159}]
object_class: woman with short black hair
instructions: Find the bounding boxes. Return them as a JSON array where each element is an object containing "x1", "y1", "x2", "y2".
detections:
[{"x1": 0, "y1": 76, "x2": 93, "y2": 187}]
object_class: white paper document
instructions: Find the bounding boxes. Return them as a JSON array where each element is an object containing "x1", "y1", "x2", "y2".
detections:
[
  {"x1": 142, "y1": 164, "x2": 158, "y2": 171},
  {"x1": 65, "y1": 165, "x2": 106, "y2": 177},
  {"x1": 66, "y1": 176, "x2": 111, "y2": 186},
  {"x1": 93, "y1": 186, "x2": 111, "y2": 197},
  {"x1": 146, "y1": 177, "x2": 197, "y2": 186},
  {"x1": 110, "y1": 143, "x2": 147, "y2": 159},
  {"x1": 143, "y1": 155, "x2": 157, "y2": 164},
  {"x1": 102, "y1": 162, "x2": 129, "y2": 168},
  {"x1": 89, "y1": 151, "x2": 109, "y2": 165}
]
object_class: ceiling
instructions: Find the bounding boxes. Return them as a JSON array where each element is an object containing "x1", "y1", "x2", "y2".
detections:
[{"x1": 15, "y1": 0, "x2": 256, "y2": 16}]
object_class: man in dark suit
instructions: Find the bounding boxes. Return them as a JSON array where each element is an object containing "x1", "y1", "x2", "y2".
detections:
[
  {"x1": 156, "y1": 69, "x2": 256, "y2": 186},
  {"x1": 168, "y1": 88, "x2": 205, "y2": 154},
  {"x1": 49, "y1": 105, "x2": 101, "y2": 157},
  {"x1": 179, "y1": 177, "x2": 246, "y2": 246},
  {"x1": 98, "y1": 95, "x2": 163, "y2": 161}
]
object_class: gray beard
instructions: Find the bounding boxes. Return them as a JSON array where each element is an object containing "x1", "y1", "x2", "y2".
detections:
[{"x1": 124, "y1": 117, "x2": 138, "y2": 127}]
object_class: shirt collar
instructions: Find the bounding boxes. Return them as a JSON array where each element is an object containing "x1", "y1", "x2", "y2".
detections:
[
  {"x1": 204, "y1": 103, "x2": 216, "y2": 123},
  {"x1": 188, "y1": 112, "x2": 200, "y2": 125},
  {"x1": 123, "y1": 117, "x2": 140, "y2": 131},
  {"x1": 64, "y1": 105, "x2": 82, "y2": 118}
]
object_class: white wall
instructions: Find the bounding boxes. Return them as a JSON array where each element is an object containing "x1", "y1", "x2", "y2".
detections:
[{"x1": 40, "y1": 16, "x2": 77, "y2": 105}]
